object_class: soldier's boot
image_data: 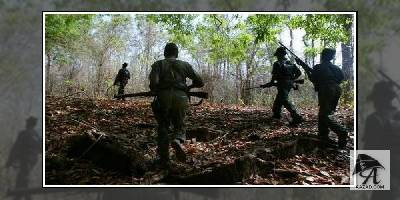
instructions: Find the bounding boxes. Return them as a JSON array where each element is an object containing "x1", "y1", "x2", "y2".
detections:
[
  {"x1": 289, "y1": 114, "x2": 303, "y2": 126},
  {"x1": 327, "y1": 115, "x2": 348, "y2": 149},
  {"x1": 171, "y1": 139, "x2": 186, "y2": 162}
]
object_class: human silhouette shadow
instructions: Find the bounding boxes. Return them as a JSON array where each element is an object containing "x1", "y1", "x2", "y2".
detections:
[
  {"x1": 5, "y1": 116, "x2": 41, "y2": 200},
  {"x1": 363, "y1": 81, "x2": 400, "y2": 199}
]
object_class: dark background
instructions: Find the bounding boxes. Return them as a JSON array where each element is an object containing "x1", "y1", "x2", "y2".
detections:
[{"x1": 0, "y1": 0, "x2": 398, "y2": 199}]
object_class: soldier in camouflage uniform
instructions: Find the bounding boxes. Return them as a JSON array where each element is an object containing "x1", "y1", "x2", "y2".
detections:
[
  {"x1": 296, "y1": 48, "x2": 348, "y2": 148},
  {"x1": 113, "y1": 62, "x2": 130, "y2": 100},
  {"x1": 149, "y1": 43, "x2": 204, "y2": 167},
  {"x1": 261, "y1": 47, "x2": 303, "y2": 125}
]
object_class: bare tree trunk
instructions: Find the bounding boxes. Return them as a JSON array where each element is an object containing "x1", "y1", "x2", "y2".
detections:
[
  {"x1": 46, "y1": 53, "x2": 52, "y2": 95},
  {"x1": 288, "y1": 15, "x2": 294, "y2": 62},
  {"x1": 311, "y1": 39, "x2": 315, "y2": 66},
  {"x1": 342, "y1": 16, "x2": 353, "y2": 81}
]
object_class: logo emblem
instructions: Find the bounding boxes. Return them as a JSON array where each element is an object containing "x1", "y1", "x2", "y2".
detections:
[{"x1": 351, "y1": 150, "x2": 390, "y2": 190}]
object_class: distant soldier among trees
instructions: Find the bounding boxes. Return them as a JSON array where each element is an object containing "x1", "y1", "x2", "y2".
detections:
[
  {"x1": 113, "y1": 62, "x2": 130, "y2": 100},
  {"x1": 149, "y1": 43, "x2": 204, "y2": 168}
]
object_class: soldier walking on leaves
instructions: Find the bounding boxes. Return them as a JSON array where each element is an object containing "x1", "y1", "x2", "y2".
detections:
[
  {"x1": 295, "y1": 48, "x2": 348, "y2": 148},
  {"x1": 261, "y1": 47, "x2": 303, "y2": 125},
  {"x1": 113, "y1": 62, "x2": 130, "y2": 100},
  {"x1": 149, "y1": 43, "x2": 204, "y2": 168}
]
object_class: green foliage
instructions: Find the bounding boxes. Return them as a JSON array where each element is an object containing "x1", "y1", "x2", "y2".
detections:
[
  {"x1": 304, "y1": 46, "x2": 322, "y2": 58},
  {"x1": 64, "y1": 79, "x2": 74, "y2": 86},
  {"x1": 45, "y1": 14, "x2": 93, "y2": 51},
  {"x1": 289, "y1": 14, "x2": 352, "y2": 47},
  {"x1": 247, "y1": 14, "x2": 287, "y2": 44},
  {"x1": 146, "y1": 14, "x2": 196, "y2": 36},
  {"x1": 339, "y1": 80, "x2": 354, "y2": 108}
]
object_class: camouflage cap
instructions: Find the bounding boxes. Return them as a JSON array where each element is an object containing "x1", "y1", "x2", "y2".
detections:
[
  {"x1": 122, "y1": 62, "x2": 128, "y2": 67},
  {"x1": 274, "y1": 47, "x2": 287, "y2": 57}
]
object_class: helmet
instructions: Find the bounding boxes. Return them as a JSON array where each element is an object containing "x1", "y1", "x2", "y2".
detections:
[{"x1": 122, "y1": 62, "x2": 128, "y2": 67}]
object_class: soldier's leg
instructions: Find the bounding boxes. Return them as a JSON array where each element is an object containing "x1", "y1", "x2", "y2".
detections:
[
  {"x1": 171, "y1": 93, "x2": 188, "y2": 142},
  {"x1": 318, "y1": 90, "x2": 331, "y2": 140},
  {"x1": 272, "y1": 88, "x2": 285, "y2": 118},
  {"x1": 118, "y1": 84, "x2": 126, "y2": 100},
  {"x1": 14, "y1": 164, "x2": 30, "y2": 200},
  {"x1": 281, "y1": 88, "x2": 302, "y2": 123},
  {"x1": 117, "y1": 84, "x2": 122, "y2": 100},
  {"x1": 152, "y1": 98, "x2": 171, "y2": 166},
  {"x1": 171, "y1": 91, "x2": 189, "y2": 162},
  {"x1": 157, "y1": 120, "x2": 170, "y2": 164},
  {"x1": 327, "y1": 87, "x2": 347, "y2": 148}
]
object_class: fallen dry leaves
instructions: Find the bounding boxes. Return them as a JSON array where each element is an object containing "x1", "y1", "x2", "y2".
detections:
[{"x1": 45, "y1": 96, "x2": 354, "y2": 185}]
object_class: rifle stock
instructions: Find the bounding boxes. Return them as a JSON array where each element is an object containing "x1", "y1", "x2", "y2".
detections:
[{"x1": 114, "y1": 91, "x2": 208, "y2": 99}]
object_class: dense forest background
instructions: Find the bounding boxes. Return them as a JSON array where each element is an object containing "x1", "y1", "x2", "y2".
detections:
[
  {"x1": 45, "y1": 13, "x2": 354, "y2": 107},
  {"x1": 1, "y1": 0, "x2": 400, "y2": 199}
]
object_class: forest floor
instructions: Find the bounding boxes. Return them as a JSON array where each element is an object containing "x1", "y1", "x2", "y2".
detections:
[{"x1": 45, "y1": 96, "x2": 354, "y2": 185}]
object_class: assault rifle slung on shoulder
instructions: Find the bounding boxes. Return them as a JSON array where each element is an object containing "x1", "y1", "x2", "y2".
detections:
[{"x1": 277, "y1": 41, "x2": 313, "y2": 79}]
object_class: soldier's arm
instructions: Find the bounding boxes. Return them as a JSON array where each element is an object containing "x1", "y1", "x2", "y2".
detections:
[
  {"x1": 293, "y1": 64, "x2": 302, "y2": 80},
  {"x1": 270, "y1": 62, "x2": 279, "y2": 82},
  {"x1": 186, "y1": 63, "x2": 204, "y2": 89},
  {"x1": 127, "y1": 70, "x2": 131, "y2": 80},
  {"x1": 309, "y1": 65, "x2": 320, "y2": 83},
  {"x1": 336, "y1": 66, "x2": 345, "y2": 83},
  {"x1": 114, "y1": 69, "x2": 122, "y2": 85},
  {"x1": 149, "y1": 62, "x2": 160, "y2": 92}
]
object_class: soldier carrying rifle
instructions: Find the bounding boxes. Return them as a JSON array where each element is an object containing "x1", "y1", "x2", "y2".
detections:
[
  {"x1": 113, "y1": 62, "x2": 130, "y2": 100},
  {"x1": 294, "y1": 46, "x2": 348, "y2": 148},
  {"x1": 149, "y1": 43, "x2": 204, "y2": 168},
  {"x1": 261, "y1": 46, "x2": 303, "y2": 125}
]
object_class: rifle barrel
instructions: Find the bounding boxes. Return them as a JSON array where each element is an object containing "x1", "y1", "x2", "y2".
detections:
[
  {"x1": 378, "y1": 70, "x2": 400, "y2": 90},
  {"x1": 278, "y1": 41, "x2": 300, "y2": 60}
]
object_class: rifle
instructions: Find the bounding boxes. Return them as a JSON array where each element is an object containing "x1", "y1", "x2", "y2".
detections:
[
  {"x1": 278, "y1": 41, "x2": 313, "y2": 79},
  {"x1": 378, "y1": 70, "x2": 400, "y2": 103},
  {"x1": 114, "y1": 91, "x2": 209, "y2": 99},
  {"x1": 378, "y1": 70, "x2": 400, "y2": 90},
  {"x1": 245, "y1": 79, "x2": 304, "y2": 90}
]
